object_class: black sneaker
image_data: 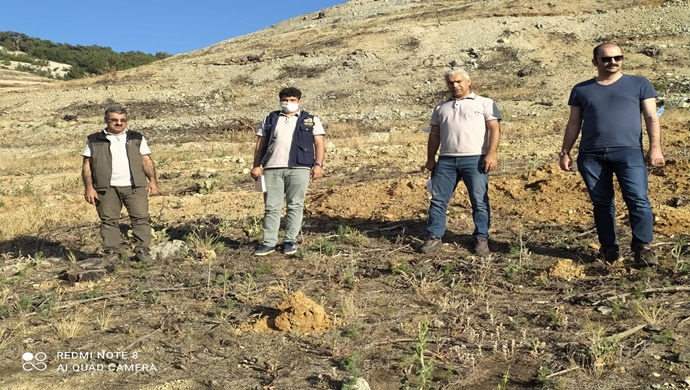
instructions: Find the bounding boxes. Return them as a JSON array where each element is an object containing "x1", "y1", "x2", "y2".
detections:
[
  {"x1": 283, "y1": 242, "x2": 298, "y2": 255},
  {"x1": 420, "y1": 237, "x2": 442, "y2": 254},
  {"x1": 254, "y1": 245, "x2": 276, "y2": 256},
  {"x1": 633, "y1": 245, "x2": 658, "y2": 266}
]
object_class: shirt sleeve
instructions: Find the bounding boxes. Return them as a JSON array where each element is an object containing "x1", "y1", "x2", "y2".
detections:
[
  {"x1": 486, "y1": 100, "x2": 501, "y2": 121},
  {"x1": 567, "y1": 87, "x2": 579, "y2": 107},
  {"x1": 82, "y1": 139, "x2": 92, "y2": 157},
  {"x1": 140, "y1": 137, "x2": 152, "y2": 155},
  {"x1": 256, "y1": 117, "x2": 267, "y2": 137},
  {"x1": 312, "y1": 116, "x2": 326, "y2": 136},
  {"x1": 640, "y1": 77, "x2": 658, "y2": 100},
  {"x1": 430, "y1": 105, "x2": 441, "y2": 126}
]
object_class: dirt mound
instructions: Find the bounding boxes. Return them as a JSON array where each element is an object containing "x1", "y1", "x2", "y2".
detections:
[
  {"x1": 274, "y1": 291, "x2": 333, "y2": 333},
  {"x1": 548, "y1": 259, "x2": 586, "y2": 281},
  {"x1": 237, "y1": 291, "x2": 333, "y2": 334}
]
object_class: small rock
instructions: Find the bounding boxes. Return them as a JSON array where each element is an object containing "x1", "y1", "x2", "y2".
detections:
[
  {"x1": 343, "y1": 377, "x2": 371, "y2": 390},
  {"x1": 597, "y1": 306, "x2": 613, "y2": 315},
  {"x1": 670, "y1": 197, "x2": 688, "y2": 207},
  {"x1": 77, "y1": 258, "x2": 115, "y2": 271},
  {"x1": 150, "y1": 240, "x2": 188, "y2": 261},
  {"x1": 368, "y1": 132, "x2": 390, "y2": 143},
  {"x1": 645, "y1": 323, "x2": 663, "y2": 333},
  {"x1": 677, "y1": 352, "x2": 690, "y2": 363},
  {"x1": 192, "y1": 169, "x2": 218, "y2": 179}
]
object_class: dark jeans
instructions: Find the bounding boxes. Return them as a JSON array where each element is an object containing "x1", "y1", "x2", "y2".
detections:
[
  {"x1": 96, "y1": 186, "x2": 151, "y2": 253},
  {"x1": 427, "y1": 156, "x2": 490, "y2": 239},
  {"x1": 577, "y1": 147, "x2": 653, "y2": 251}
]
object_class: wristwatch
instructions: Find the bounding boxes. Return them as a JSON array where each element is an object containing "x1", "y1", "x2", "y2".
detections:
[
  {"x1": 313, "y1": 162, "x2": 324, "y2": 167},
  {"x1": 558, "y1": 150, "x2": 570, "y2": 158}
]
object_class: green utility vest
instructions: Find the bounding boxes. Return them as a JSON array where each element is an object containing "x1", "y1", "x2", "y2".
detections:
[{"x1": 86, "y1": 131, "x2": 147, "y2": 190}]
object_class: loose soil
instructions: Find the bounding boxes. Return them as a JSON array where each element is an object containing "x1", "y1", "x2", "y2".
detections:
[{"x1": 1, "y1": 0, "x2": 690, "y2": 389}]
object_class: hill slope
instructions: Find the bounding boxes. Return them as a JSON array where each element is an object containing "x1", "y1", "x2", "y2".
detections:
[{"x1": 1, "y1": 1, "x2": 690, "y2": 390}]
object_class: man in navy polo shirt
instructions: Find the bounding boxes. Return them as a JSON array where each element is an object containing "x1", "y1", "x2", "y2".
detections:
[{"x1": 559, "y1": 43, "x2": 665, "y2": 266}]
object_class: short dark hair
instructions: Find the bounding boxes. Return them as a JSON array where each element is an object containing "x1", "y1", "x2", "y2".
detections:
[
  {"x1": 593, "y1": 42, "x2": 622, "y2": 60},
  {"x1": 104, "y1": 106, "x2": 127, "y2": 120},
  {"x1": 279, "y1": 87, "x2": 302, "y2": 100}
]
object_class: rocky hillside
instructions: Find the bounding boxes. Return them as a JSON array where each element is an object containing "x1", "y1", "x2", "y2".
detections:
[
  {"x1": 0, "y1": 0, "x2": 688, "y2": 133},
  {"x1": 2, "y1": 2, "x2": 690, "y2": 389}
]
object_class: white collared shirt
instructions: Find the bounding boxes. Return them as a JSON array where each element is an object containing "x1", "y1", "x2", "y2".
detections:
[
  {"x1": 430, "y1": 93, "x2": 501, "y2": 156},
  {"x1": 82, "y1": 129, "x2": 151, "y2": 186}
]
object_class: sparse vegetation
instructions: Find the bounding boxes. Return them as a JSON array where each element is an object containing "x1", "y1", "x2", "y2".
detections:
[{"x1": 1, "y1": 0, "x2": 690, "y2": 389}]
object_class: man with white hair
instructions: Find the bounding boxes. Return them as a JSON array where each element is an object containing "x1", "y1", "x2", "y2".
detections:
[{"x1": 421, "y1": 68, "x2": 501, "y2": 256}]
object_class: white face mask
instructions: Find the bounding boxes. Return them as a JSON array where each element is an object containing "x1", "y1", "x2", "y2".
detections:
[{"x1": 280, "y1": 102, "x2": 299, "y2": 113}]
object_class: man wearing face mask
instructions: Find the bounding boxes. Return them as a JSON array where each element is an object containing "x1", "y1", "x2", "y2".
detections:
[{"x1": 250, "y1": 87, "x2": 326, "y2": 256}]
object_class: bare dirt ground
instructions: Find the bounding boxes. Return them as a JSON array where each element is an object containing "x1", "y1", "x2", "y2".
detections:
[{"x1": 1, "y1": 0, "x2": 690, "y2": 389}]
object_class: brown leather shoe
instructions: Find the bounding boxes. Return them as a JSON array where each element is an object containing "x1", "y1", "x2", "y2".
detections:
[
  {"x1": 420, "y1": 237, "x2": 442, "y2": 254},
  {"x1": 474, "y1": 238, "x2": 490, "y2": 257},
  {"x1": 135, "y1": 249, "x2": 152, "y2": 263},
  {"x1": 633, "y1": 245, "x2": 658, "y2": 266}
]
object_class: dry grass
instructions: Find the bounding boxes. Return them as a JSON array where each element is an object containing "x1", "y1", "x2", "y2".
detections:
[
  {"x1": 95, "y1": 300, "x2": 114, "y2": 331},
  {"x1": 53, "y1": 308, "x2": 89, "y2": 340}
]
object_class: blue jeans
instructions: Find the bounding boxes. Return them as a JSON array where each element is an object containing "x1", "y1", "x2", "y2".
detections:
[
  {"x1": 577, "y1": 147, "x2": 653, "y2": 251},
  {"x1": 427, "y1": 156, "x2": 490, "y2": 239}
]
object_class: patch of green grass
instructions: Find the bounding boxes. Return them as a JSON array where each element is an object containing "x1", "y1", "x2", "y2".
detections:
[
  {"x1": 343, "y1": 322, "x2": 363, "y2": 340},
  {"x1": 252, "y1": 263, "x2": 273, "y2": 276},
  {"x1": 14, "y1": 295, "x2": 34, "y2": 313},
  {"x1": 610, "y1": 299, "x2": 624, "y2": 321},
  {"x1": 311, "y1": 237, "x2": 338, "y2": 256},
  {"x1": 653, "y1": 329, "x2": 674, "y2": 345},
  {"x1": 336, "y1": 225, "x2": 368, "y2": 247},
  {"x1": 391, "y1": 258, "x2": 413, "y2": 276},
  {"x1": 338, "y1": 352, "x2": 362, "y2": 377},
  {"x1": 503, "y1": 263, "x2": 524, "y2": 280},
  {"x1": 342, "y1": 260, "x2": 358, "y2": 289}
]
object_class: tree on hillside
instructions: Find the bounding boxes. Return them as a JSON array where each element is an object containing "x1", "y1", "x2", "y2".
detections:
[{"x1": 0, "y1": 31, "x2": 171, "y2": 79}]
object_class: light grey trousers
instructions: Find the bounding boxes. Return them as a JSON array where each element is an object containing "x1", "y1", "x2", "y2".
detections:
[{"x1": 261, "y1": 168, "x2": 310, "y2": 246}]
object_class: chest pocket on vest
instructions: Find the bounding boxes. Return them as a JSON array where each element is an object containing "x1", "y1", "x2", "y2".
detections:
[{"x1": 296, "y1": 125, "x2": 315, "y2": 165}]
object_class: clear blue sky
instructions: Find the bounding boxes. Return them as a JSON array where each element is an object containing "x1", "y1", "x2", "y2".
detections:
[{"x1": 0, "y1": 1, "x2": 346, "y2": 55}]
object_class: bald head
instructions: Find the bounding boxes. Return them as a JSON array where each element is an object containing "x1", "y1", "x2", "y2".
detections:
[{"x1": 593, "y1": 43, "x2": 622, "y2": 61}]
